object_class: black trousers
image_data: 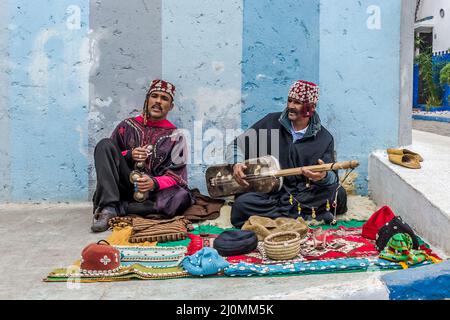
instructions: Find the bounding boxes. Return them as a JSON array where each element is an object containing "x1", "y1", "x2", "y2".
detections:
[
  {"x1": 231, "y1": 187, "x2": 348, "y2": 228},
  {"x1": 92, "y1": 138, "x2": 192, "y2": 218}
]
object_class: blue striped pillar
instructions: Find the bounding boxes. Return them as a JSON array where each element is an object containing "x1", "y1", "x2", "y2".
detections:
[{"x1": 8, "y1": 0, "x2": 90, "y2": 201}]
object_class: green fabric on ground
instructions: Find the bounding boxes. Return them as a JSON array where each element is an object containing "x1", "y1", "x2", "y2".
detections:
[
  {"x1": 157, "y1": 238, "x2": 191, "y2": 247},
  {"x1": 157, "y1": 225, "x2": 228, "y2": 247},
  {"x1": 191, "y1": 225, "x2": 227, "y2": 235},
  {"x1": 310, "y1": 220, "x2": 366, "y2": 230}
]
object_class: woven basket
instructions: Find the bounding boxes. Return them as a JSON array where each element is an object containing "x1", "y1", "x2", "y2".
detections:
[{"x1": 263, "y1": 231, "x2": 301, "y2": 260}]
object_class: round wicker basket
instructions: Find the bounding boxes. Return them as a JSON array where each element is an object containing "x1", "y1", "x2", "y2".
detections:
[{"x1": 263, "y1": 231, "x2": 301, "y2": 260}]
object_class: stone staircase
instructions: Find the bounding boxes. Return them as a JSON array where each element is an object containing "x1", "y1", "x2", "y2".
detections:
[{"x1": 369, "y1": 130, "x2": 450, "y2": 256}]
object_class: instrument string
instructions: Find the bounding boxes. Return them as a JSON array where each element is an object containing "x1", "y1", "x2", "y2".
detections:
[
  {"x1": 212, "y1": 174, "x2": 276, "y2": 186},
  {"x1": 211, "y1": 163, "x2": 341, "y2": 186}
]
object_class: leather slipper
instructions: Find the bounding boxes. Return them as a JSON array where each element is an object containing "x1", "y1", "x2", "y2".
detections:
[
  {"x1": 387, "y1": 148, "x2": 424, "y2": 162},
  {"x1": 388, "y1": 154, "x2": 421, "y2": 169}
]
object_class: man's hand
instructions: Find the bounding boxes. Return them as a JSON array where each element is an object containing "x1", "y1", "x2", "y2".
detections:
[
  {"x1": 301, "y1": 159, "x2": 327, "y2": 182},
  {"x1": 233, "y1": 163, "x2": 250, "y2": 187},
  {"x1": 136, "y1": 174, "x2": 155, "y2": 192},
  {"x1": 132, "y1": 146, "x2": 148, "y2": 162}
]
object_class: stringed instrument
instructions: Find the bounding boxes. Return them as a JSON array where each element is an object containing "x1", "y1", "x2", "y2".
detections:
[{"x1": 205, "y1": 155, "x2": 359, "y2": 198}]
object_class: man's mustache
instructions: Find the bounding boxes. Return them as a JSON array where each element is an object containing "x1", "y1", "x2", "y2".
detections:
[
  {"x1": 150, "y1": 104, "x2": 162, "y2": 111},
  {"x1": 287, "y1": 108, "x2": 300, "y2": 115}
]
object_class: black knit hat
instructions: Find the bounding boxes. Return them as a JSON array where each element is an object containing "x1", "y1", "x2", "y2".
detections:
[
  {"x1": 375, "y1": 216, "x2": 419, "y2": 252},
  {"x1": 213, "y1": 230, "x2": 258, "y2": 257}
]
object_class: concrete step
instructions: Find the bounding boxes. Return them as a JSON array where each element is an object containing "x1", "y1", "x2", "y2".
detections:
[{"x1": 368, "y1": 129, "x2": 450, "y2": 256}]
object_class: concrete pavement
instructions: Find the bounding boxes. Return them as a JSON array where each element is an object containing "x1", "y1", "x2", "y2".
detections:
[
  {"x1": 0, "y1": 203, "x2": 392, "y2": 300},
  {"x1": 412, "y1": 119, "x2": 450, "y2": 136}
]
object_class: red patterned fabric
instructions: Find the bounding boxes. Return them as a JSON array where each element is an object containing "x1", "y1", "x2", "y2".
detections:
[
  {"x1": 148, "y1": 79, "x2": 176, "y2": 100},
  {"x1": 301, "y1": 227, "x2": 379, "y2": 261},
  {"x1": 110, "y1": 116, "x2": 188, "y2": 187},
  {"x1": 288, "y1": 80, "x2": 319, "y2": 104},
  {"x1": 186, "y1": 234, "x2": 203, "y2": 256},
  {"x1": 186, "y1": 233, "x2": 220, "y2": 256},
  {"x1": 226, "y1": 254, "x2": 263, "y2": 264},
  {"x1": 419, "y1": 244, "x2": 442, "y2": 260}
]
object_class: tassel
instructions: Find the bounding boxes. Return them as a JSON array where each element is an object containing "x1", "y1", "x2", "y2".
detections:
[
  {"x1": 289, "y1": 195, "x2": 293, "y2": 205},
  {"x1": 297, "y1": 203, "x2": 301, "y2": 215},
  {"x1": 427, "y1": 256, "x2": 442, "y2": 264},
  {"x1": 312, "y1": 207, "x2": 316, "y2": 219},
  {"x1": 326, "y1": 200, "x2": 330, "y2": 211}
]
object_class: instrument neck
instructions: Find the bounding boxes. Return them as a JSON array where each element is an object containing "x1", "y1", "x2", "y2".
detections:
[
  {"x1": 273, "y1": 165, "x2": 332, "y2": 178},
  {"x1": 272, "y1": 161, "x2": 357, "y2": 178}
]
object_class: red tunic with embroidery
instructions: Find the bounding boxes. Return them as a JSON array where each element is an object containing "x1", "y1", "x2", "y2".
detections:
[{"x1": 110, "y1": 115, "x2": 188, "y2": 190}]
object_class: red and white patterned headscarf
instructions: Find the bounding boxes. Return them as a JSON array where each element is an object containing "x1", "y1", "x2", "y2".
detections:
[
  {"x1": 148, "y1": 79, "x2": 176, "y2": 101},
  {"x1": 288, "y1": 80, "x2": 319, "y2": 104}
]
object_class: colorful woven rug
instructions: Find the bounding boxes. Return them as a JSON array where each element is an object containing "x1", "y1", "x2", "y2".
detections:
[
  {"x1": 118, "y1": 245, "x2": 187, "y2": 268},
  {"x1": 224, "y1": 257, "x2": 439, "y2": 277},
  {"x1": 45, "y1": 264, "x2": 189, "y2": 283},
  {"x1": 225, "y1": 225, "x2": 378, "y2": 264},
  {"x1": 45, "y1": 220, "x2": 443, "y2": 282}
]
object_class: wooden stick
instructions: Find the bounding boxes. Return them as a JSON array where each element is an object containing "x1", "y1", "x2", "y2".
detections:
[{"x1": 274, "y1": 160, "x2": 359, "y2": 177}]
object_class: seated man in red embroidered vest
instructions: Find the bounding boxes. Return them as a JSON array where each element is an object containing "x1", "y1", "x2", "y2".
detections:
[{"x1": 91, "y1": 79, "x2": 192, "y2": 232}]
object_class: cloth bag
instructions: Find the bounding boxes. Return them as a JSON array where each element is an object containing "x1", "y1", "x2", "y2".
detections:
[
  {"x1": 242, "y1": 216, "x2": 309, "y2": 241},
  {"x1": 181, "y1": 247, "x2": 229, "y2": 276}
]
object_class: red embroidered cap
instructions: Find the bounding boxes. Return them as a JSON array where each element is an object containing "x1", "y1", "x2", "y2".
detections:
[
  {"x1": 288, "y1": 80, "x2": 319, "y2": 104},
  {"x1": 148, "y1": 79, "x2": 176, "y2": 101},
  {"x1": 80, "y1": 240, "x2": 120, "y2": 274},
  {"x1": 362, "y1": 206, "x2": 396, "y2": 240}
]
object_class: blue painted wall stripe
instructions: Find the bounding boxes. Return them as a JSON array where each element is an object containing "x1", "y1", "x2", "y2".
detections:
[
  {"x1": 241, "y1": 0, "x2": 320, "y2": 130},
  {"x1": 8, "y1": 0, "x2": 89, "y2": 201},
  {"x1": 319, "y1": 0, "x2": 402, "y2": 194},
  {"x1": 0, "y1": 3, "x2": 11, "y2": 201},
  {"x1": 162, "y1": 0, "x2": 244, "y2": 193}
]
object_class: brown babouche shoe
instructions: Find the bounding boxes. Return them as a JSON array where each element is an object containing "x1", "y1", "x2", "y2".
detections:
[
  {"x1": 387, "y1": 148, "x2": 424, "y2": 162},
  {"x1": 91, "y1": 207, "x2": 118, "y2": 233}
]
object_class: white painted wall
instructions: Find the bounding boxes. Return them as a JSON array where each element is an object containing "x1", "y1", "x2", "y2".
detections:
[{"x1": 417, "y1": 0, "x2": 450, "y2": 52}]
